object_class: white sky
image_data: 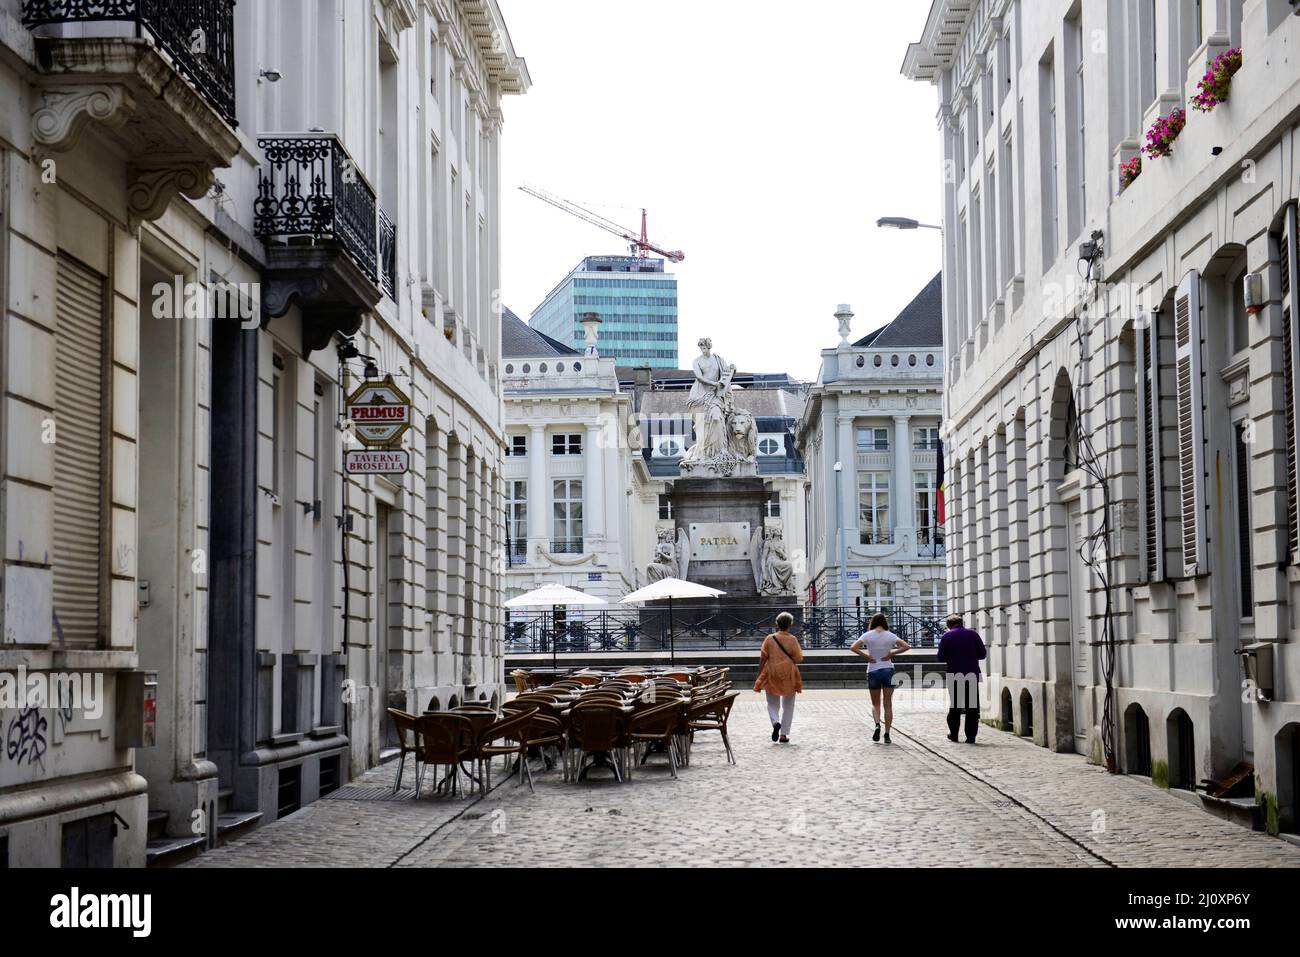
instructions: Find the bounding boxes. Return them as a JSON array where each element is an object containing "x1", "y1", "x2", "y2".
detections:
[{"x1": 496, "y1": 0, "x2": 943, "y2": 382}]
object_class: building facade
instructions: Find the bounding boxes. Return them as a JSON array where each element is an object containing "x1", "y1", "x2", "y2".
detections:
[
  {"x1": 0, "y1": 0, "x2": 527, "y2": 866},
  {"x1": 501, "y1": 311, "x2": 645, "y2": 604},
  {"x1": 906, "y1": 0, "x2": 1300, "y2": 833},
  {"x1": 529, "y1": 255, "x2": 679, "y2": 367},
  {"x1": 798, "y1": 282, "x2": 947, "y2": 621}
]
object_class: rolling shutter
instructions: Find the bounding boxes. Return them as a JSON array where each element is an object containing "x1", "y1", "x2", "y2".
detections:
[
  {"x1": 1135, "y1": 311, "x2": 1164, "y2": 581},
  {"x1": 1174, "y1": 269, "x2": 1207, "y2": 577},
  {"x1": 52, "y1": 254, "x2": 105, "y2": 645},
  {"x1": 1282, "y1": 203, "x2": 1300, "y2": 561}
]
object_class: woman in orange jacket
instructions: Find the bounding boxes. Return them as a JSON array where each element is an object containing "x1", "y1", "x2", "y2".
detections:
[{"x1": 753, "y1": 612, "x2": 804, "y2": 743}]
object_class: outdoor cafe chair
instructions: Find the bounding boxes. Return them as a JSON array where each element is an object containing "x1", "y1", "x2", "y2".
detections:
[
  {"x1": 626, "y1": 702, "x2": 686, "y2": 780},
  {"x1": 387, "y1": 708, "x2": 420, "y2": 793},
  {"x1": 518, "y1": 711, "x2": 568, "y2": 781},
  {"x1": 473, "y1": 706, "x2": 540, "y2": 794},
  {"x1": 412, "y1": 713, "x2": 476, "y2": 799},
  {"x1": 686, "y1": 691, "x2": 740, "y2": 765},
  {"x1": 568, "y1": 702, "x2": 631, "y2": 783},
  {"x1": 510, "y1": 670, "x2": 531, "y2": 693}
]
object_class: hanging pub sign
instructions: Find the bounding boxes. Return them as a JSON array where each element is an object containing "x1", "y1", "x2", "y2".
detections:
[
  {"x1": 346, "y1": 376, "x2": 412, "y2": 447},
  {"x1": 346, "y1": 449, "x2": 411, "y2": 475}
]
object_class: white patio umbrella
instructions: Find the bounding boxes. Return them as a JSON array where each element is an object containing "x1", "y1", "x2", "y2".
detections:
[
  {"x1": 620, "y1": 578, "x2": 726, "y2": 664},
  {"x1": 504, "y1": 584, "x2": 606, "y2": 669}
]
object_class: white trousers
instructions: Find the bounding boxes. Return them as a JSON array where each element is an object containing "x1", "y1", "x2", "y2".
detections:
[{"x1": 766, "y1": 692, "x2": 796, "y2": 735}]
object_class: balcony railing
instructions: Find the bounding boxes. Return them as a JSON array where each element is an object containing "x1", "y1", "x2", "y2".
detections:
[
  {"x1": 23, "y1": 0, "x2": 237, "y2": 127},
  {"x1": 859, "y1": 530, "x2": 894, "y2": 546},
  {"x1": 505, "y1": 541, "x2": 527, "y2": 567},
  {"x1": 503, "y1": 605, "x2": 950, "y2": 653},
  {"x1": 255, "y1": 134, "x2": 379, "y2": 283},
  {"x1": 550, "y1": 538, "x2": 585, "y2": 555},
  {"x1": 378, "y1": 208, "x2": 397, "y2": 300}
]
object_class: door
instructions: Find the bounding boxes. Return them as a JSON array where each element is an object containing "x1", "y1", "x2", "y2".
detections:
[{"x1": 1066, "y1": 504, "x2": 1089, "y2": 751}]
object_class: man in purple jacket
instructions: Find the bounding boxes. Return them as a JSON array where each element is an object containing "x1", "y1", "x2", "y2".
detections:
[{"x1": 937, "y1": 615, "x2": 986, "y2": 743}]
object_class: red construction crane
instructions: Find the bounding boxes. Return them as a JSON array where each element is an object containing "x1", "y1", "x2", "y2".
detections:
[{"x1": 518, "y1": 185, "x2": 685, "y2": 263}]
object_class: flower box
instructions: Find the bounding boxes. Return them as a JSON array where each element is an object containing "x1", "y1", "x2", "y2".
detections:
[
  {"x1": 1119, "y1": 155, "x2": 1142, "y2": 191},
  {"x1": 1143, "y1": 108, "x2": 1186, "y2": 159},
  {"x1": 1191, "y1": 48, "x2": 1243, "y2": 113}
]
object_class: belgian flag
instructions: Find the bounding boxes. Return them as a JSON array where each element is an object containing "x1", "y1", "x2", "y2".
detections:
[{"x1": 934, "y1": 439, "x2": 946, "y2": 554}]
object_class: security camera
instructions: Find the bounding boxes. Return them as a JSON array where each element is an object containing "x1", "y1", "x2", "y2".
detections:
[{"x1": 259, "y1": 68, "x2": 283, "y2": 83}]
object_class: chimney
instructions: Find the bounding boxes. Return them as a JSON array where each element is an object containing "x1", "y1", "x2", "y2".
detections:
[
  {"x1": 580, "y1": 312, "x2": 602, "y2": 356},
  {"x1": 835, "y1": 304, "x2": 854, "y2": 347}
]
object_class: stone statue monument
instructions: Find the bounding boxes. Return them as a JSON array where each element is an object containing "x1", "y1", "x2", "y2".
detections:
[
  {"x1": 646, "y1": 527, "x2": 690, "y2": 583},
  {"x1": 679, "y1": 337, "x2": 758, "y2": 478},
  {"x1": 751, "y1": 525, "x2": 795, "y2": 596}
]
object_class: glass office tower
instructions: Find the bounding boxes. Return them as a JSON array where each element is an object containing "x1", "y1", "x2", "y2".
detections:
[{"x1": 529, "y1": 255, "x2": 679, "y2": 367}]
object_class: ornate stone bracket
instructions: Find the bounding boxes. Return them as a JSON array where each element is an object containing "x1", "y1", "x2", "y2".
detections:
[
  {"x1": 127, "y1": 163, "x2": 215, "y2": 223},
  {"x1": 261, "y1": 247, "x2": 380, "y2": 356},
  {"x1": 31, "y1": 85, "x2": 133, "y2": 151}
]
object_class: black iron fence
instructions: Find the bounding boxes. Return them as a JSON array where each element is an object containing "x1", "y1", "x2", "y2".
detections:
[
  {"x1": 550, "y1": 538, "x2": 584, "y2": 555},
  {"x1": 504, "y1": 605, "x2": 948, "y2": 654},
  {"x1": 255, "y1": 134, "x2": 379, "y2": 282},
  {"x1": 24, "y1": 0, "x2": 237, "y2": 127}
]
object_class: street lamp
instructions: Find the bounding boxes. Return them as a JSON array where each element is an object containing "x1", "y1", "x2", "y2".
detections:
[{"x1": 876, "y1": 216, "x2": 942, "y2": 231}]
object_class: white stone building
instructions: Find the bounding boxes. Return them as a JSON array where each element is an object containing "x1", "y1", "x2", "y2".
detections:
[
  {"x1": 797, "y1": 281, "x2": 947, "y2": 629},
  {"x1": 0, "y1": 0, "x2": 527, "y2": 866},
  {"x1": 906, "y1": 0, "x2": 1300, "y2": 833},
  {"x1": 501, "y1": 315, "x2": 810, "y2": 617},
  {"x1": 501, "y1": 310, "x2": 645, "y2": 605}
]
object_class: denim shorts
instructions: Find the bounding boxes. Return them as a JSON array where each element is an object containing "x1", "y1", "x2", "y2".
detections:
[{"x1": 867, "y1": 668, "x2": 896, "y2": 690}]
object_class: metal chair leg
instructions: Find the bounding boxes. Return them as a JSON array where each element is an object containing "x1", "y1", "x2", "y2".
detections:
[
  {"x1": 395, "y1": 751, "x2": 407, "y2": 792},
  {"x1": 668, "y1": 738, "x2": 679, "y2": 779},
  {"x1": 722, "y1": 729, "x2": 735, "y2": 764}
]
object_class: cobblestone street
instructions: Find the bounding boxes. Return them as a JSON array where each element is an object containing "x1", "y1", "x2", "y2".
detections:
[{"x1": 186, "y1": 691, "x2": 1300, "y2": 868}]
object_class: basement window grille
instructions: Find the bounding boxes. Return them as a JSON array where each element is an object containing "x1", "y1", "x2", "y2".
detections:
[
  {"x1": 319, "y1": 756, "x2": 341, "y2": 797},
  {"x1": 277, "y1": 765, "x2": 303, "y2": 819}
]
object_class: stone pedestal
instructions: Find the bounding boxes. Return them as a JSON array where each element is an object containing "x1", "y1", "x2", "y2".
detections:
[{"x1": 669, "y1": 477, "x2": 768, "y2": 596}]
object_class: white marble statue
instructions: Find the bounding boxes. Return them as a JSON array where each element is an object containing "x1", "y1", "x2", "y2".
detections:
[
  {"x1": 680, "y1": 337, "x2": 758, "y2": 478},
  {"x1": 751, "y1": 525, "x2": 795, "y2": 596}
]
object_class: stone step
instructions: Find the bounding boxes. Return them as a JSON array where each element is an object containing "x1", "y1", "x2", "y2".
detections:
[
  {"x1": 146, "y1": 810, "x2": 169, "y2": 841},
  {"x1": 145, "y1": 835, "x2": 206, "y2": 869},
  {"x1": 216, "y1": 787, "x2": 234, "y2": 815},
  {"x1": 216, "y1": 811, "x2": 262, "y2": 844}
]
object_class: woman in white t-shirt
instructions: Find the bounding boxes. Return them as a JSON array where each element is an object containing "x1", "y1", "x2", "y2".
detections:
[{"x1": 850, "y1": 613, "x2": 911, "y2": 744}]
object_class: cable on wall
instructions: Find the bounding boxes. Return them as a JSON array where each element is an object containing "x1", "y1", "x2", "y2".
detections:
[{"x1": 1070, "y1": 232, "x2": 1120, "y2": 772}]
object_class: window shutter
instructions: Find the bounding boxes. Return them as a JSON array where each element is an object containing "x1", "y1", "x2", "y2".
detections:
[
  {"x1": 1174, "y1": 269, "x2": 1208, "y2": 576},
  {"x1": 52, "y1": 254, "x2": 106, "y2": 645},
  {"x1": 1282, "y1": 203, "x2": 1300, "y2": 561},
  {"x1": 1135, "y1": 312, "x2": 1164, "y2": 581}
]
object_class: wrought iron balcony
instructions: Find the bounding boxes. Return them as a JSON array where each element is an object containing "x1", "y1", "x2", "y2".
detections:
[
  {"x1": 858, "y1": 530, "x2": 894, "y2": 546},
  {"x1": 379, "y1": 208, "x2": 397, "y2": 301},
  {"x1": 23, "y1": 0, "x2": 237, "y2": 128},
  {"x1": 550, "y1": 538, "x2": 585, "y2": 555},
  {"x1": 256, "y1": 135, "x2": 378, "y2": 281},
  {"x1": 505, "y1": 540, "x2": 527, "y2": 567}
]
